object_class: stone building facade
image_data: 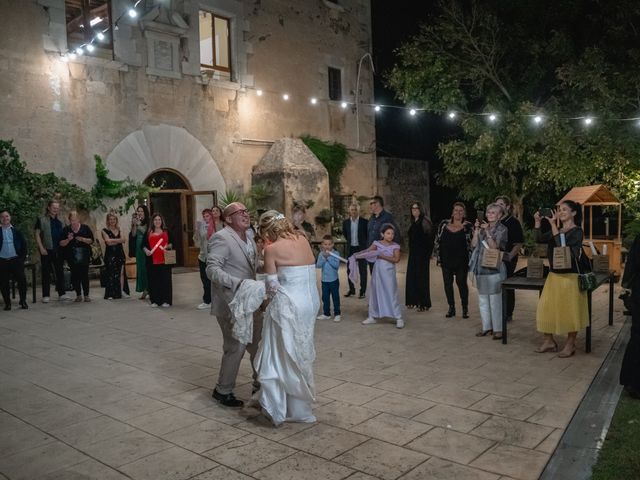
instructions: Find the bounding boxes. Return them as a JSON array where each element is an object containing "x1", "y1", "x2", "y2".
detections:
[{"x1": 0, "y1": 0, "x2": 376, "y2": 265}]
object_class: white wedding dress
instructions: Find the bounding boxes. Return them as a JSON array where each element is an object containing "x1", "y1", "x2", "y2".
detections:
[{"x1": 254, "y1": 264, "x2": 320, "y2": 425}]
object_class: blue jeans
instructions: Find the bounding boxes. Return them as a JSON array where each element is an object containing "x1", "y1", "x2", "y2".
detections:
[{"x1": 321, "y1": 279, "x2": 340, "y2": 316}]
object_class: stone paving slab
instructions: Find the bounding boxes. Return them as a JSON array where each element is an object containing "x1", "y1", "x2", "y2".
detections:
[{"x1": 0, "y1": 258, "x2": 624, "y2": 479}]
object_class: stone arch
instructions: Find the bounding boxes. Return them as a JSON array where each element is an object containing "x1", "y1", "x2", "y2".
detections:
[{"x1": 105, "y1": 124, "x2": 225, "y2": 193}]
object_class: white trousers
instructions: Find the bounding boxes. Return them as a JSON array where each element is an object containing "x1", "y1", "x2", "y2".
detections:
[{"x1": 478, "y1": 293, "x2": 502, "y2": 333}]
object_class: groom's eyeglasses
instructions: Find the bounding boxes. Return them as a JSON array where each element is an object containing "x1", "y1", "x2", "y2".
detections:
[{"x1": 228, "y1": 209, "x2": 249, "y2": 217}]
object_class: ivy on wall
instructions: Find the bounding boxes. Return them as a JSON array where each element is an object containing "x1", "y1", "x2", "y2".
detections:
[
  {"x1": 300, "y1": 135, "x2": 349, "y2": 193},
  {"x1": 0, "y1": 140, "x2": 152, "y2": 252}
]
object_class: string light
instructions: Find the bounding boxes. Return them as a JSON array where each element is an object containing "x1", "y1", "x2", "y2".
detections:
[
  {"x1": 584, "y1": 117, "x2": 594, "y2": 126},
  {"x1": 310, "y1": 97, "x2": 317, "y2": 105},
  {"x1": 75, "y1": 47, "x2": 84, "y2": 56},
  {"x1": 341, "y1": 101, "x2": 348, "y2": 109},
  {"x1": 86, "y1": 44, "x2": 95, "y2": 52},
  {"x1": 533, "y1": 115, "x2": 543, "y2": 125},
  {"x1": 488, "y1": 113, "x2": 498, "y2": 122},
  {"x1": 256, "y1": 89, "x2": 263, "y2": 96},
  {"x1": 448, "y1": 111, "x2": 456, "y2": 120},
  {"x1": 128, "y1": 8, "x2": 137, "y2": 18},
  {"x1": 282, "y1": 93, "x2": 289, "y2": 101},
  {"x1": 96, "y1": 32, "x2": 105, "y2": 41},
  {"x1": 409, "y1": 109, "x2": 417, "y2": 116},
  {"x1": 89, "y1": 17, "x2": 103, "y2": 27},
  {"x1": 374, "y1": 105, "x2": 381, "y2": 112}
]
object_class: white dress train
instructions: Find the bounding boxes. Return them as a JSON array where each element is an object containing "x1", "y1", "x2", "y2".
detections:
[{"x1": 254, "y1": 265, "x2": 320, "y2": 425}]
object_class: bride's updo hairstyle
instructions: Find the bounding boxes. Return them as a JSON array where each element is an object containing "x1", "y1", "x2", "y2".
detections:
[{"x1": 259, "y1": 210, "x2": 300, "y2": 242}]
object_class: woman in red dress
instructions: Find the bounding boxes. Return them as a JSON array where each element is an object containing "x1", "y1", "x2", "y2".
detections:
[{"x1": 143, "y1": 214, "x2": 173, "y2": 307}]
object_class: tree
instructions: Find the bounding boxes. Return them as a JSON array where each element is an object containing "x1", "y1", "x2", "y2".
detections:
[{"x1": 386, "y1": 0, "x2": 640, "y2": 219}]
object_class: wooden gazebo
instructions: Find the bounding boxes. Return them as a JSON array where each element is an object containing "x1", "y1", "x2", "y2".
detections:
[{"x1": 558, "y1": 184, "x2": 622, "y2": 274}]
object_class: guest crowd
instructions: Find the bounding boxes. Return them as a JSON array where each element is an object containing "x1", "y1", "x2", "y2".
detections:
[{"x1": 1, "y1": 190, "x2": 638, "y2": 425}]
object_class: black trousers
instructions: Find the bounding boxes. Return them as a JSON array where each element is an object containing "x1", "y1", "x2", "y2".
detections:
[
  {"x1": 442, "y1": 265, "x2": 469, "y2": 308},
  {"x1": 70, "y1": 263, "x2": 90, "y2": 296},
  {"x1": 0, "y1": 257, "x2": 26, "y2": 305},
  {"x1": 41, "y1": 249, "x2": 65, "y2": 297},
  {"x1": 504, "y1": 257, "x2": 518, "y2": 317},
  {"x1": 198, "y1": 260, "x2": 211, "y2": 304},
  {"x1": 148, "y1": 264, "x2": 172, "y2": 305},
  {"x1": 347, "y1": 245, "x2": 367, "y2": 295}
]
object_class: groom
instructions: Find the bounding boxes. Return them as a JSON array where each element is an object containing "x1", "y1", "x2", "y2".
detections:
[{"x1": 206, "y1": 202, "x2": 262, "y2": 407}]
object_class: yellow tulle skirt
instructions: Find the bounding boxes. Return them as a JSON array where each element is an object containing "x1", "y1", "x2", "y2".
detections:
[{"x1": 536, "y1": 272, "x2": 588, "y2": 335}]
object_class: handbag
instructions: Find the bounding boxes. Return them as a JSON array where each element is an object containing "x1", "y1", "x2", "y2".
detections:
[
  {"x1": 575, "y1": 248, "x2": 596, "y2": 292},
  {"x1": 163, "y1": 249, "x2": 176, "y2": 265}
]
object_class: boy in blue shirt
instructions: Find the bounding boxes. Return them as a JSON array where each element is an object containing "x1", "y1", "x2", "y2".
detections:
[{"x1": 316, "y1": 234, "x2": 341, "y2": 322}]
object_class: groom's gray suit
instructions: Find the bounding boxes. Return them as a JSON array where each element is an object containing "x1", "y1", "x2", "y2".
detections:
[{"x1": 206, "y1": 226, "x2": 262, "y2": 395}]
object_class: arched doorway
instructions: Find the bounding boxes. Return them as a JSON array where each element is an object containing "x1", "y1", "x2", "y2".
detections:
[{"x1": 145, "y1": 169, "x2": 217, "y2": 267}]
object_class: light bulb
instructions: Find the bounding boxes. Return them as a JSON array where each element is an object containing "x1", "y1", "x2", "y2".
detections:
[
  {"x1": 256, "y1": 89, "x2": 263, "y2": 96},
  {"x1": 86, "y1": 44, "x2": 95, "y2": 52},
  {"x1": 68, "y1": 52, "x2": 77, "y2": 60},
  {"x1": 488, "y1": 114, "x2": 497, "y2": 122},
  {"x1": 341, "y1": 101, "x2": 348, "y2": 109},
  {"x1": 448, "y1": 111, "x2": 456, "y2": 119},
  {"x1": 409, "y1": 109, "x2": 417, "y2": 116},
  {"x1": 310, "y1": 97, "x2": 317, "y2": 105},
  {"x1": 282, "y1": 93, "x2": 289, "y2": 101},
  {"x1": 584, "y1": 117, "x2": 593, "y2": 126},
  {"x1": 76, "y1": 47, "x2": 84, "y2": 55},
  {"x1": 96, "y1": 32, "x2": 105, "y2": 41},
  {"x1": 374, "y1": 105, "x2": 381, "y2": 112},
  {"x1": 533, "y1": 115, "x2": 543, "y2": 124},
  {"x1": 128, "y1": 8, "x2": 137, "y2": 18}
]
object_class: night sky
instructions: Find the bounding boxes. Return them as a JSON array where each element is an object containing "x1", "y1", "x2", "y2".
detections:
[{"x1": 370, "y1": 1, "x2": 459, "y2": 221}]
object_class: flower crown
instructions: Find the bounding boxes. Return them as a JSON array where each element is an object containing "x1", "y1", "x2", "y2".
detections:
[{"x1": 274, "y1": 213, "x2": 285, "y2": 220}]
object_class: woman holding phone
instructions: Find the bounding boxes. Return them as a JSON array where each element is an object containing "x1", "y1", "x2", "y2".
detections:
[
  {"x1": 534, "y1": 201, "x2": 587, "y2": 357},
  {"x1": 469, "y1": 203, "x2": 508, "y2": 339}
]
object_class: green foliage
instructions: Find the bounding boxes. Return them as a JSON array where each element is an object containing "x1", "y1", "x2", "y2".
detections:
[
  {"x1": 91, "y1": 155, "x2": 156, "y2": 214},
  {"x1": 591, "y1": 393, "x2": 640, "y2": 480},
  {"x1": 0, "y1": 140, "x2": 154, "y2": 253},
  {"x1": 386, "y1": 0, "x2": 640, "y2": 220},
  {"x1": 301, "y1": 135, "x2": 349, "y2": 193}
]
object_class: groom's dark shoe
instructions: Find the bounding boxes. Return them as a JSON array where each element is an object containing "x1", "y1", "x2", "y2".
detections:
[{"x1": 212, "y1": 389, "x2": 244, "y2": 407}]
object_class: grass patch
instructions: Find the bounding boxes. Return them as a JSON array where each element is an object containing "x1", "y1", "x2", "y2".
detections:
[{"x1": 591, "y1": 392, "x2": 640, "y2": 479}]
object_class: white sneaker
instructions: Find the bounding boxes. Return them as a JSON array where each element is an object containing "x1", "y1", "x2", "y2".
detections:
[
  {"x1": 150, "y1": 303, "x2": 158, "y2": 308},
  {"x1": 197, "y1": 302, "x2": 210, "y2": 310},
  {"x1": 362, "y1": 317, "x2": 377, "y2": 325},
  {"x1": 396, "y1": 318, "x2": 405, "y2": 329},
  {"x1": 161, "y1": 303, "x2": 170, "y2": 308},
  {"x1": 333, "y1": 315, "x2": 342, "y2": 322},
  {"x1": 317, "y1": 314, "x2": 331, "y2": 320},
  {"x1": 122, "y1": 293, "x2": 130, "y2": 298},
  {"x1": 42, "y1": 296, "x2": 50, "y2": 303},
  {"x1": 59, "y1": 294, "x2": 73, "y2": 301}
]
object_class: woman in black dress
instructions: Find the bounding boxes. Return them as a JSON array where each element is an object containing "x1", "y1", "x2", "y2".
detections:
[
  {"x1": 102, "y1": 212, "x2": 130, "y2": 299},
  {"x1": 405, "y1": 202, "x2": 434, "y2": 312},
  {"x1": 621, "y1": 235, "x2": 640, "y2": 398},
  {"x1": 434, "y1": 202, "x2": 474, "y2": 318}
]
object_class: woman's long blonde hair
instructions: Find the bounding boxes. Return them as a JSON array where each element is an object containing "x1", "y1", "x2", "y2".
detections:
[{"x1": 258, "y1": 210, "x2": 301, "y2": 242}]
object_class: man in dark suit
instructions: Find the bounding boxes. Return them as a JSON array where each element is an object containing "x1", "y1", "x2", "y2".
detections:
[
  {"x1": 342, "y1": 204, "x2": 368, "y2": 298},
  {"x1": 0, "y1": 209, "x2": 28, "y2": 310}
]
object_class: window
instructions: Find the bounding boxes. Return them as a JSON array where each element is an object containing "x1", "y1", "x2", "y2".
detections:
[
  {"x1": 328, "y1": 67, "x2": 342, "y2": 101},
  {"x1": 65, "y1": 0, "x2": 113, "y2": 55},
  {"x1": 199, "y1": 11, "x2": 231, "y2": 79}
]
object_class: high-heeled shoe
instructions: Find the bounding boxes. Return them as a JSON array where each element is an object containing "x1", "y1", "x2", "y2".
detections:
[
  {"x1": 475, "y1": 329, "x2": 492, "y2": 337},
  {"x1": 558, "y1": 348, "x2": 576, "y2": 358},
  {"x1": 445, "y1": 306, "x2": 456, "y2": 318},
  {"x1": 535, "y1": 341, "x2": 558, "y2": 353}
]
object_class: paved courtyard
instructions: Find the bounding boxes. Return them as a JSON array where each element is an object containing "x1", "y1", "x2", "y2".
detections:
[{"x1": 0, "y1": 259, "x2": 624, "y2": 480}]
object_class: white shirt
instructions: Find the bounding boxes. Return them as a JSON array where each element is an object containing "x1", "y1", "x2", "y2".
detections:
[{"x1": 350, "y1": 218, "x2": 359, "y2": 247}]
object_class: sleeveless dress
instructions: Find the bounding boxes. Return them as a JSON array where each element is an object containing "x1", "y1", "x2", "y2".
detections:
[
  {"x1": 102, "y1": 228, "x2": 127, "y2": 299},
  {"x1": 254, "y1": 264, "x2": 320, "y2": 426}
]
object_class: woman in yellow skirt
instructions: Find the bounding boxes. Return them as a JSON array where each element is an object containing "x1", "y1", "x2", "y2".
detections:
[{"x1": 534, "y1": 200, "x2": 588, "y2": 357}]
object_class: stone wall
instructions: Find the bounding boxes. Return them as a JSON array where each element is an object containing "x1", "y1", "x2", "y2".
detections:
[
  {"x1": 376, "y1": 156, "x2": 430, "y2": 243},
  {"x1": 0, "y1": 0, "x2": 376, "y2": 198}
]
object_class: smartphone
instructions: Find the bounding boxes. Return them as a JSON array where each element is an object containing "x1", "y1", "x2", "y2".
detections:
[
  {"x1": 539, "y1": 207, "x2": 553, "y2": 218},
  {"x1": 476, "y1": 210, "x2": 485, "y2": 222}
]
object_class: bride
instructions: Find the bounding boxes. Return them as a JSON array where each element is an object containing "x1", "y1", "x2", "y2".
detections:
[{"x1": 254, "y1": 210, "x2": 320, "y2": 425}]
